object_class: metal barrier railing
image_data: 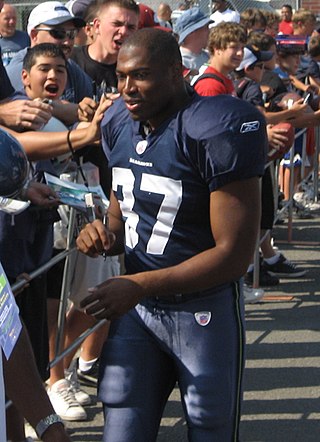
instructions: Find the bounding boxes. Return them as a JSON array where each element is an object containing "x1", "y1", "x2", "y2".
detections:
[{"x1": 251, "y1": 126, "x2": 320, "y2": 289}]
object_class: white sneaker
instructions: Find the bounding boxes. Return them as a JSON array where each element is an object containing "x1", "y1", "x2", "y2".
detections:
[
  {"x1": 304, "y1": 200, "x2": 320, "y2": 211},
  {"x1": 243, "y1": 284, "x2": 265, "y2": 304},
  {"x1": 294, "y1": 192, "x2": 320, "y2": 211},
  {"x1": 47, "y1": 379, "x2": 87, "y2": 421},
  {"x1": 65, "y1": 363, "x2": 91, "y2": 406}
]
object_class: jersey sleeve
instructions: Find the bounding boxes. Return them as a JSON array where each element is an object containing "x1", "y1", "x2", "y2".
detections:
[{"x1": 182, "y1": 95, "x2": 267, "y2": 192}]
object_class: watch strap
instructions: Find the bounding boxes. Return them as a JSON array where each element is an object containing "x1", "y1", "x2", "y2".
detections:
[{"x1": 35, "y1": 413, "x2": 64, "y2": 439}]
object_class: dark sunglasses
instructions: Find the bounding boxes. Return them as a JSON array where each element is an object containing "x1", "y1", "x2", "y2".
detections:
[
  {"x1": 253, "y1": 63, "x2": 264, "y2": 70},
  {"x1": 36, "y1": 27, "x2": 78, "y2": 40}
]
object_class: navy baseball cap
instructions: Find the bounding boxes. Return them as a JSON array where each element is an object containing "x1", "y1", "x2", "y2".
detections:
[{"x1": 236, "y1": 44, "x2": 273, "y2": 71}]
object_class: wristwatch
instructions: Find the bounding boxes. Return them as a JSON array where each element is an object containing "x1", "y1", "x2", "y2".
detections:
[{"x1": 35, "y1": 413, "x2": 64, "y2": 439}]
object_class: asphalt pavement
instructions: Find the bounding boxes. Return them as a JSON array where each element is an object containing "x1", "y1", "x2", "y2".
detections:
[{"x1": 66, "y1": 209, "x2": 320, "y2": 442}]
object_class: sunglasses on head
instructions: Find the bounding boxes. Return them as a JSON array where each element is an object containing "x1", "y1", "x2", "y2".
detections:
[{"x1": 36, "y1": 27, "x2": 78, "y2": 40}]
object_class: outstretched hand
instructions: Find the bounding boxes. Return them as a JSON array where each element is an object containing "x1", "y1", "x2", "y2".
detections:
[
  {"x1": 25, "y1": 182, "x2": 59, "y2": 208},
  {"x1": 85, "y1": 93, "x2": 120, "y2": 142},
  {"x1": 0, "y1": 99, "x2": 53, "y2": 131}
]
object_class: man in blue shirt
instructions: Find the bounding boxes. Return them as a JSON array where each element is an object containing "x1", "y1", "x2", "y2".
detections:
[
  {"x1": 77, "y1": 28, "x2": 266, "y2": 441},
  {"x1": 0, "y1": 3, "x2": 30, "y2": 66}
]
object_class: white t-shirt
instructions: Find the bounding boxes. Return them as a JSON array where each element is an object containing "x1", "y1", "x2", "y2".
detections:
[
  {"x1": 0, "y1": 352, "x2": 6, "y2": 442},
  {"x1": 210, "y1": 8, "x2": 240, "y2": 27}
]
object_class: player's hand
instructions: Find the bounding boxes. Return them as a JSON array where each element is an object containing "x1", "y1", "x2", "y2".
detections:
[
  {"x1": 0, "y1": 99, "x2": 53, "y2": 131},
  {"x1": 76, "y1": 219, "x2": 116, "y2": 258},
  {"x1": 80, "y1": 276, "x2": 144, "y2": 320},
  {"x1": 78, "y1": 97, "x2": 98, "y2": 122},
  {"x1": 267, "y1": 124, "x2": 288, "y2": 149},
  {"x1": 25, "y1": 182, "x2": 60, "y2": 208}
]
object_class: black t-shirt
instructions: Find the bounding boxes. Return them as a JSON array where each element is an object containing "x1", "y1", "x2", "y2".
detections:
[
  {"x1": 71, "y1": 45, "x2": 117, "y2": 97},
  {"x1": 0, "y1": 55, "x2": 14, "y2": 99},
  {"x1": 70, "y1": 45, "x2": 117, "y2": 196},
  {"x1": 234, "y1": 77, "x2": 264, "y2": 107},
  {"x1": 261, "y1": 70, "x2": 287, "y2": 100}
]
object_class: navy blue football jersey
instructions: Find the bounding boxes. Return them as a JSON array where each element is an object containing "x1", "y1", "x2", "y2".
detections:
[{"x1": 101, "y1": 92, "x2": 267, "y2": 275}]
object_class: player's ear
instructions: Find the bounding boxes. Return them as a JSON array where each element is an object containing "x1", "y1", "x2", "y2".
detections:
[
  {"x1": 29, "y1": 28, "x2": 38, "y2": 44},
  {"x1": 21, "y1": 69, "x2": 30, "y2": 87},
  {"x1": 92, "y1": 17, "x2": 101, "y2": 35}
]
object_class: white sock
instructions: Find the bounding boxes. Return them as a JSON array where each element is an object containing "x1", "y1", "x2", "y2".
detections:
[{"x1": 78, "y1": 357, "x2": 97, "y2": 373}]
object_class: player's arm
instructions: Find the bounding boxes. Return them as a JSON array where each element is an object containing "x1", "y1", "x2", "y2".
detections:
[
  {"x1": 3, "y1": 325, "x2": 71, "y2": 441},
  {"x1": 79, "y1": 177, "x2": 261, "y2": 321},
  {"x1": 51, "y1": 100, "x2": 79, "y2": 126},
  {"x1": 156, "y1": 177, "x2": 261, "y2": 289},
  {"x1": 1, "y1": 95, "x2": 114, "y2": 160}
]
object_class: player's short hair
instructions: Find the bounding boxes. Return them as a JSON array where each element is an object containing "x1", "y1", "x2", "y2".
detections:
[
  {"x1": 121, "y1": 27, "x2": 182, "y2": 67},
  {"x1": 292, "y1": 8, "x2": 316, "y2": 27},
  {"x1": 308, "y1": 35, "x2": 320, "y2": 58},
  {"x1": 83, "y1": 1, "x2": 99, "y2": 24},
  {"x1": 262, "y1": 10, "x2": 280, "y2": 27},
  {"x1": 248, "y1": 31, "x2": 276, "y2": 51},
  {"x1": 282, "y1": 4, "x2": 293, "y2": 13},
  {"x1": 207, "y1": 22, "x2": 247, "y2": 55},
  {"x1": 94, "y1": 0, "x2": 139, "y2": 16},
  {"x1": 240, "y1": 8, "x2": 267, "y2": 30},
  {"x1": 23, "y1": 43, "x2": 66, "y2": 72}
]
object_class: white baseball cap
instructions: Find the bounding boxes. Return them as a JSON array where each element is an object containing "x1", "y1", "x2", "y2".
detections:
[{"x1": 27, "y1": 1, "x2": 85, "y2": 35}]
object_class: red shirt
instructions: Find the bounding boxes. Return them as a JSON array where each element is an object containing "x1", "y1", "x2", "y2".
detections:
[
  {"x1": 279, "y1": 20, "x2": 293, "y2": 35},
  {"x1": 194, "y1": 66, "x2": 235, "y2": 97}
]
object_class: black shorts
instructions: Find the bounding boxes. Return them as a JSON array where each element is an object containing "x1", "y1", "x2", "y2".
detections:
[{"x1": 261, "y1": 166, "x2": 275, "y2": 230}]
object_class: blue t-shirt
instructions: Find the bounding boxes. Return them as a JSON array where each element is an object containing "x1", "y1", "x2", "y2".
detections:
[
  {"x1": 101, "y1": 93, "x2": 267, "y2": 276},
  {"x1": 6, "y1": 47, "x2": 93, "y2": 102},
  {"x1": 0, "y1": 30, "x2": 30, "y2": 66}
]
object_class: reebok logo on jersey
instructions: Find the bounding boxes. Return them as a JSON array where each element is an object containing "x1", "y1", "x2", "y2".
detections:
[
  {"x1": 194, "y1": 311, "x2": 211, "y2": 326},
  {"x1": 240, "y1": 121, "x2": 260, "y2": 133}
]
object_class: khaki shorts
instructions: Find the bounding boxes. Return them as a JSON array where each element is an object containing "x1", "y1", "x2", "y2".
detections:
[{"x1": 69, "y1": 252, "x2": 121, "y2": 309}]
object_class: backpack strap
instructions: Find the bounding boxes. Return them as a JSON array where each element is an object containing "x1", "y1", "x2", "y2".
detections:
[
  {"x1": 234, "y1": 78, "x2": 250, "y2": 98},
  {"x1": 193, "y1": 72, "x2": 225, "y2": 88}
]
